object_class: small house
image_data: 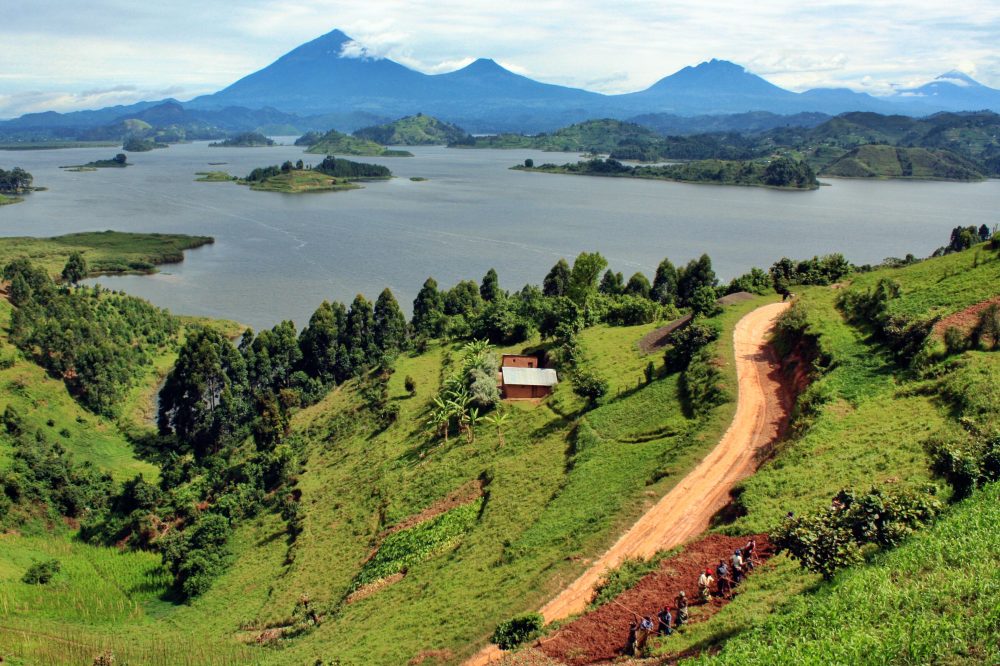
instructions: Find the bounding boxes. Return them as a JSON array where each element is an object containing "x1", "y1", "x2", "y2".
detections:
[{"x1": 500, "y1": 354, "x2": 558, "y2": 399}]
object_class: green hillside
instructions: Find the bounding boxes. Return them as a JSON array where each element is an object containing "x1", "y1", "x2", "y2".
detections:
[
  {"x1": 0, "y1": 234, "x2": 998, "y2": 665},
  {"x1": 353, "y1": 113, "x2": 470, "y2": 145},
  {"x1": 299, "y1": 129, "x2": 413, "y2": 156},
  {"x1": 820, "y1": 144, "x2": 986, "y2": 180},
  {"x1": 456, "y1": 119, "x2": 662, "y2": 155}
]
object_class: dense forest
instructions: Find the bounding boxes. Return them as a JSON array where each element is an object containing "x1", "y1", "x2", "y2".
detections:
[{"x1": 209, "y1": 132, "x2": 275, "y2": 147}]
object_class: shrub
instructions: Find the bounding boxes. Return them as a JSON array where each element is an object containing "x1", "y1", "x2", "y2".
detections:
[
  {"x1": 681, "y1": 347, "x2": 728, "y2": 416},
  {"x1": 689, "y1": 285, "x2": 722, "y2": 317},
  {"x1": 943, "y1": 326, "x2": 969, "y2": 355},
  {"x1": 571, "y1": 369, "x2": 609, "y2": 402},
  {"x1": 404, "y1": 375, "x2": 417, "y2": 396},
  {"x1": 491, "y1": 613, "x2": 544, "y2": 650},
  {"x1": 22, "y1": 558, "x2": 61, "y2": 584},
  {"x1": 602, "y1": 295, "x2": 659, "y2": 326},
  {"x1": 663, "y1": 321, "x2": 720, "y2": 372},
  {"x1": 775, "y1": 487, "x2": 940, "y2": 579}
]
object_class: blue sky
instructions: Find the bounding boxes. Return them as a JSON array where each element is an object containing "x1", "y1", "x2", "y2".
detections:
[{"x1": 2, "y1": 0, "x2": 998, "y2": 118}]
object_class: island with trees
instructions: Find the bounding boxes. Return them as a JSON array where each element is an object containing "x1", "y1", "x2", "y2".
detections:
[
  {"x1": 514, "y1": 156, "x2": 820, "y2": 190},
  {"x1": 296, "y1": 129, "x2": 413, "y2": 156},
  {"x1": 200, "y1": 155, "x2": 393, "y2": 193},
  {"x1": 353, "y1": 113, "x2": 471, "y2": 145},
  {"x1": 123, "y1": 136, "x2": 168, "y2": 152},
  {"x1": 60, "y1": 153, "x2": 129, "y2": 171},
  {"x1": 0, "y1": 166, "x2": 35, "y2": 205},
  {"x1": 208, "y1": 132, "x2": 275, "y2": 148}
]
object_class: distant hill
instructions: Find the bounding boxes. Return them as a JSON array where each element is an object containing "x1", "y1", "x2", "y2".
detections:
[
  {"x1": 352, "y1": 114, "x2": 469, "y2": 145},
  {"x1": 299, "y1": 129, "x2": 413, "y2": 156},
  {"x1": 820, "y1": 145, "x2": 985, "y2": 180},
  {"x1": 628, "y1": 111, "x2": 830, "y2": 136},
  {"x1": 456, "y1": 119, "x2": 659, "y2": 153}
]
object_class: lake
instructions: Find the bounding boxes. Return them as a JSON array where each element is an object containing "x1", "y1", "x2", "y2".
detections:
[{"x1": 2, "y1": 140, "x2": 998, "y2": 331}]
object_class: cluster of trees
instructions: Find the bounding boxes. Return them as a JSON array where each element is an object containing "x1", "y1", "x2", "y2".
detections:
[
  {"x1": 4, "y1": 258, "x2": 179, "y2": 416},
  {"x1": 314, "y1": 155, "x2": 391, "y2": 179},
  {"x1": 775, "y1": 487, "x2": 940, "y2": 580},
  {"x1": 245, "y1": 159, "x2": 306, "y2": 182},
  {"x1": 522, "y1": 157, "x2": 818, "y2": 189},
  {"x1": 209, "y1": 132, "x2": 274, "y2": 147},
  {"x1": 0, "y1": 166, "x2": 33, "y2": 194},
  {"x1": 933, "y1": 224, "x2": 993, "y2": 256},
  {"x1": 0, "y1": 406, "x2": 114, "y2": 532},
  {"x1": 768, "y1": 254, "x2": 852, "y2": 290}
]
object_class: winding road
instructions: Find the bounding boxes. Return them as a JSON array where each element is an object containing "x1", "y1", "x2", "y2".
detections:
[{"x1": 464, "y1": 302, "x2": 792, "y2": 665}]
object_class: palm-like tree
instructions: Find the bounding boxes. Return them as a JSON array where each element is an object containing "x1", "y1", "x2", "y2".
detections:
[{"x1": 483, "y1": 408, "x2": 510, "y2": 448}]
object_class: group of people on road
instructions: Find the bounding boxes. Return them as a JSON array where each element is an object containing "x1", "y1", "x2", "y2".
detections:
[{"x1": 624, "y1": 539, "x2": 758, "y2": 656}]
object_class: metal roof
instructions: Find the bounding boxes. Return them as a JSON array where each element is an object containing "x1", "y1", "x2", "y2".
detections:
[{"x1": 502, "y1": 366, "x2": 558, "y2": 387}]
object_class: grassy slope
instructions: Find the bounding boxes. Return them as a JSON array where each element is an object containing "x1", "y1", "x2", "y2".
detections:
[
  {"x1": 303, "y1": 130, "x2": 413, "y2": 156},
  {"x1": 649, "y1": 243, "x2": 1000, "y2": 660},
  {"x1": 821, "y1": 145, "x2": 984, "y2": 181},
  {"x1": 245, "y1": 170, "x2": 363, "y2": 193},
  {"x1": 0, "y1": 231, "x2": 213, "y2": 279}
]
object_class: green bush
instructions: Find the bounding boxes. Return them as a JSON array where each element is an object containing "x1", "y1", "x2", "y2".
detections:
[
  {"x1": 681, "y1": 347, "x2": 728, "y2": 416},
  {"x1": 663, "y1": 321, "x2": 720, "y2": 372},
  {"x1": 571, "y1": 369, "x2": 609, "y2": 402},
  {"x1": 22, "y1": 559, "x2": 61, "y2": 584},
  {"x1": 491, "y1": 613, "x2": 544, "y2": 650},
  {"x1": 775, "y1": 487, "x2": 941, "y2": 579}
]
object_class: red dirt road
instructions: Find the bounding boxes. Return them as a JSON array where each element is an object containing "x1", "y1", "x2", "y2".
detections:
[{"x1": 464, "y1": 302, "x2": 791, "y2": 666}]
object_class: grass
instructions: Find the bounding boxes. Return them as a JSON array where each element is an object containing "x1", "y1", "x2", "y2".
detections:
[
  {"x1": 195, "y1": 171, "x2": 237, "y2": 182},
  {"x1": 648, "y1": 246, "x2": 1000, "y2": 662},
  {"x1": 0, "y1": 300, "x2": 157, "y2": 484},
  {"x1": 0, "y1": 230, "x2": 213, "y2": 279},
  {"x1": 243, "y1": 170, "x2": 362, "y2": 193},
  {"x1": 0, "y1": 194, "x2": 23, "y2": 206},
  {"x1": 693, "y1": 482, "x2": 1000, "y2": 665}
]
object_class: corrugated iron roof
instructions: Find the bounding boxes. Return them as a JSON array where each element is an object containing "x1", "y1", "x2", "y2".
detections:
[{"x1": 502, "y1": 366, "x2": 558, "y2": 387}]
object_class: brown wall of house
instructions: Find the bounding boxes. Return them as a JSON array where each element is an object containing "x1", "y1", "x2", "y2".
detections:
[
  {"x1": 503, "y1": 384, "x2": 553, "y2": 400},
  {"x1": 502, "y1": 354, "x2": 540, "y2": 369}
]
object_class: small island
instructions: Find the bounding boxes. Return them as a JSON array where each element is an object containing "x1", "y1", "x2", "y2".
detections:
[
  {"x1": 198, "y1": 156, "x2": 392, "y2": 193},
  {"x1": 61, "y1": 153, "x2": 129, "y2": 170},
  {"x1": 297, "y1": 129, "x2": 413, "y2": 156},
  {"x1": 123, "y1": 136, "x2": 168, "y2": 152},
  {"x1": 513, "y1": 156, "x2": 820, "y2": 190},
  {"x1": 354, "y1": 113, "x2": 471, "y2": 145},
  {"x1": 209, "y1": 132, "x2": 275, "y2": 148},
  {"x1": 0, "y1": 166, "x2": 35, "y2": 205}
]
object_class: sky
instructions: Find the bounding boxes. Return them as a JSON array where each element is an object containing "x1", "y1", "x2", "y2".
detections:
[{"x1": 2, "y1": 0, "x2": 999, "y2": 118}]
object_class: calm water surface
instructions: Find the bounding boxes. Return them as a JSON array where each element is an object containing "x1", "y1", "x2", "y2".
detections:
[{"x1": 2, "y1": 140, "x2": 998, "y2": 330}]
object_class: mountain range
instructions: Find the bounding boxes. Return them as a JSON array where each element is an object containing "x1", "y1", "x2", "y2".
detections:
[{"x1": 3, "y1": 28, "x2": 1000, "y2": 135}]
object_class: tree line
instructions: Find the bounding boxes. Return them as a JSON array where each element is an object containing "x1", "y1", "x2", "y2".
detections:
[{"x1": 0, "y1": 167, "x2": 33, "y2": 194}]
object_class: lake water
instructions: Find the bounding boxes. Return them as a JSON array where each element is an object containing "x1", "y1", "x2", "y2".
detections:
[{"x1": 2, "y1": 140, "x2": 998, "y2": 331}]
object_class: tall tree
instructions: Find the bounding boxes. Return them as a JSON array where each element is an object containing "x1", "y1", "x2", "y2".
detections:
[
  {"x1": 567, "y1": 252, "x2": 608, "y2": 304},
  {"x1": 61, "y1": 252, "x2": 88, "y2": 284},
  {"x1": 651, "y1": 258, "x2": 679, "y2": 304},
  {"x1": 298, "y1": 301, "x2": 345, "y2": 383},
  {"x1": 373, "y1": 288, "x2": 407, "y2": 356},
  {"x1": 444, "y1": 280, "x2": 483, "y2": 316},
  {"x1": 480, "y1": 268, "x2": 502, "y2": 302},
  {"x1": 158, "y1": 328, "x2": 249, "y2": 459},
  {"x1": 543, "y1": 258, "x2": 571, "y2": 297},
  {"x1": 625, "y1": 272, "x2": 652, "y2": 299},
  {"x1": 599, "y1": 269, "x2": 624, "y2": 295},
  {"x1": 677, "y1": 254, "x2": 717, "y2": 307},
  {"x1": 412, "y1": 277, "x2": 445, "y2": 338},
  {"x1": 343, "y1": 294, "x2": 377, "y2": 375}
]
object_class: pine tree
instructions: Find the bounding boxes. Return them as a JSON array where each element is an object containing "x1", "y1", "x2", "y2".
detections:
[
  {"x1": 651, "y1": 257, "x2": 679, "y2": 304},
  {"x1": 543, "y1": 258, "x2": 571, "y2": 297},
  {"x1": 625, "y1": 272, "x2": 652, "y2": 299},
  {"x1": 599, "y1": 269, "x2": 624, "y2": 295},
  {"x1": 480, "y1": 268, "x2": 502, "y2": 302},
  {"x1": 298, "y1": 301, "x2": 345, "y2": 383},
  {"x1": 374, "y1": 288, "x2": 408, "y2": 356},
  {"x1": 344, "y1": 294, "x2": 377, "y2": 375},
  {"x1": 412, "y1": 277, "x2": 445, "y2": 338}
]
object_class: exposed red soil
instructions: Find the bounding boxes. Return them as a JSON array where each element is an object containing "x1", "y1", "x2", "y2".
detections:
[
  {"x1": 410, "y1": 649, "x2": 455, "y2": 665},
  {"x1": 536, "y1": 534, "x2": 774, "y2": 665},
  {"x1": 931, "y1": 295, "x2": 1000, "y2": 339}
]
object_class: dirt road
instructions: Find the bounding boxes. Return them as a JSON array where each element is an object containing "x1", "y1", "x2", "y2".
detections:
[{"x1": 463, "y1": 302, "x2": 791, "y2": 666}]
